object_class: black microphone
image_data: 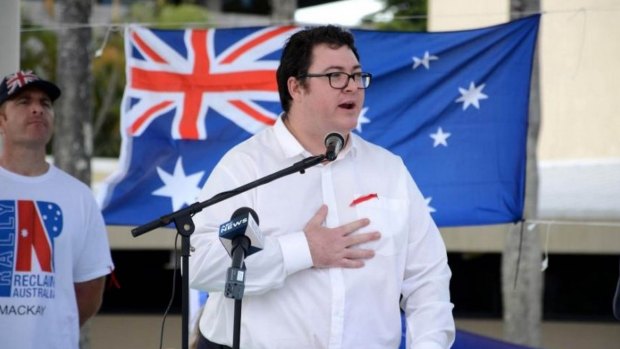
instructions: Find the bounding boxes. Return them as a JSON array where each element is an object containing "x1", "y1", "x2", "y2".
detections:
[
  {"x1": 324, "y1": 132, "x2": 345, "y2": 161},
  {"x1": 218, "y1": 207, "x2": 264, "y2": 299}
]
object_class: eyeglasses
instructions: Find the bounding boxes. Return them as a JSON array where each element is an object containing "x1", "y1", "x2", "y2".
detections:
[{"x1": 299, "y1": 72, "x2": 372, "y2": 89}]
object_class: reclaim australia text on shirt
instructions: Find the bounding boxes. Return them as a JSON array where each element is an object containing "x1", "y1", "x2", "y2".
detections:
[{"x1": 0, "y1": 200, "x2": 61, "y2": 316}]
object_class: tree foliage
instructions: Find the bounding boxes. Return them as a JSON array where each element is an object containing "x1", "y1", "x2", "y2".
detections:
[
  {"x1": 92, "y1": 32, "x2": 125, "y2": 157},
  {"x1": 20, "y1": 21, "x2": 58, "y2": 155},
  {"x1": 129, "y1": 1, "x2": 211, "y2": 28},
  {"x1": 20, "y1": 23, "x2": 58, "y2": 81},
  {"x1": 365, "y1": 0, "x2": 427, "y2": 32}
]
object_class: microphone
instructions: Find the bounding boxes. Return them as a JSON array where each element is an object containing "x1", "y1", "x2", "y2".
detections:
[
  {"x1": 219, "y1": 207, "x2": 264, "y2": 258},
  {"x1": 324, "y1": 132, "x2": 345, "y2": 161},
  {"x1": 218, "y1": 207, "x2": 264, "y2": 299}
]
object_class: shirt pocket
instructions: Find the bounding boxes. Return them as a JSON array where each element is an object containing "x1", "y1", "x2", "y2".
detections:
[{"x1": 354, "y1": 196, "x2": 408, "y2": 256}]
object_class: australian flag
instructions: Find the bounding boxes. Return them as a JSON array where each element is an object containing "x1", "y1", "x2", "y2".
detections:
[
  {"x1": 99, "y1": 15, "x2": 540, "y2": 228},
  {"x1": 0, "y1": 200, "x2": 62, "y2": 297}
]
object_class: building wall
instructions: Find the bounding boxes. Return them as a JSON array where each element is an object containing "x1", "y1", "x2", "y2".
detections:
[
  {"x1": 539, "y1": 0, "x2": 620, "y2": 160},
  {"x1": 429, "y1": 0, "x2": 509, "y2": 30}
]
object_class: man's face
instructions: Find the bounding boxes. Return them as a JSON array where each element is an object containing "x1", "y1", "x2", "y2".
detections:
[
  {"x1": 0, "y1": 87, "x2": 55, "y2": 149},
  {"x1": 292, "y1": 43, "x2": 365, "y2": 138}
]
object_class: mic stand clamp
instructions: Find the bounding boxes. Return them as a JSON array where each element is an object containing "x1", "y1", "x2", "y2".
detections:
[
  {"x1": 225, "y1": 264, "x2": 246, "y2": 300},
  {"x1": 225, "y1": 237, "x2": 250, "y2": 300}
]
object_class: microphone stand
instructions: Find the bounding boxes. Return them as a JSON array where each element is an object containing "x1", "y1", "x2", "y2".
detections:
[
  {"x1": 131, "y1": 154, "x2": 328, "y2": 349},
  {"x1": 227, "y1": 238, "x2": 249, "y2": 349}
]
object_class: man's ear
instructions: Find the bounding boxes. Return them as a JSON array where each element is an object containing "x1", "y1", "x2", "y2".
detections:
[
  {"x1": 0, "y1": 114, "x2": 5, "y2": 136},
  {"x1": 287, "y1": 76, "x2": 302, "y2": 101}
]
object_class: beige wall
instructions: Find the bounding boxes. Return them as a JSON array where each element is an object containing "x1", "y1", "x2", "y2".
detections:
[
  {"x1": 429, "y1": 0, "x2": 509, "y2": 30},
  {"x1": 540, "y1": 0, "x2": 620, "y2": 160},
  {"x1": 429, "y1": 0, "x2": 620, "y2": 161}
]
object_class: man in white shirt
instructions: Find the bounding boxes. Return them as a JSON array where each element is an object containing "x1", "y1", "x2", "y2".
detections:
[
  {"x1": 189, "y1": 26, "x2": 455, "y2": 349},
  {"x1": 0, "y1": 70, "x2": 114, "y2": 349}
]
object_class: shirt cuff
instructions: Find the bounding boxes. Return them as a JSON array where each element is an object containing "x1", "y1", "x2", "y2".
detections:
[{"x1": 278, "y1": 231, "x2": 313, "y2": 275}]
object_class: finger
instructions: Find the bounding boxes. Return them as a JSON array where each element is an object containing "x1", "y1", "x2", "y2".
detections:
[
  {"x1": 306, "y1": 205, "x2": 328, "y2": 228},
  {"x1": 341, "y1": 217, "x2": 371, "y2": 236},
  {"x1": 344, "y1": 248, "x2": 375, "y2": 260},
  {"x1": 339, "y1": 258, "x2": 365, "y2": 269},
  {"x1": 347, "y1": 231, "x2": 381, "y2": 246}
]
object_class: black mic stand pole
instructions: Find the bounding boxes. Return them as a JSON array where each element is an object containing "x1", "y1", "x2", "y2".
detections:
[
  {"x1": 227, "y1": 237, "x2": 250, "y2": 349},
  {"x1": 131, "y1": 154, "x2": 328, "y2": 349}
]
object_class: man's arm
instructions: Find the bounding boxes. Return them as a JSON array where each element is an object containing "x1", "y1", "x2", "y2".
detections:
[{"x1": 74, "y1": 276, "x2": 106, "y2": 327}]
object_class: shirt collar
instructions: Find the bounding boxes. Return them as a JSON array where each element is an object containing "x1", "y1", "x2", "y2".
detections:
[
  {"x1": 273, "y1": 114, "x2": 359, "y2": 161},
  {"x1": 339, "y1": 133, "x2": 358, "y2": 159},
  {"x1": 273, "y1": 115, "x2": 307, "y2": 159}
]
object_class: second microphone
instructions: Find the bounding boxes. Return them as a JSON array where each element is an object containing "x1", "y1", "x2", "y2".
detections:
[{"x1": 218, "y1": 207, "x2": 265, "y2": 300}]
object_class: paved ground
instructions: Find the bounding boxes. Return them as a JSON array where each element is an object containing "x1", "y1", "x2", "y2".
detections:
[{"x1": 88, "y1": 315, "x2": 620, "y2": 349}]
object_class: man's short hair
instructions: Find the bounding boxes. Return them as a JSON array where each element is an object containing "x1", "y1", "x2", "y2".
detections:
[{"x1": 276, "y1": 25, "x2": 360, "y2": 113}]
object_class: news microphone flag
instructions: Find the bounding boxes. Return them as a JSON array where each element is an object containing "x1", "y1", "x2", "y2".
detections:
[
  {"x1": 219, "y1": 207, "x2": 264, "y2": 257},
  {"x1": 99, "y1": 15, "x2": 540, "y2": 228}
]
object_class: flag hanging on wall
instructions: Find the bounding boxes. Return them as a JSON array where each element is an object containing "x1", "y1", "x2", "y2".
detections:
[{"x1": 99, "y1": 15, "x2": 540, "y2": 228}]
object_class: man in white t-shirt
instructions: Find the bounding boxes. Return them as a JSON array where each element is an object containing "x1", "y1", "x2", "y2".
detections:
[{"x1": 0, "y1": 70, "x2": 114, "y2": 349}]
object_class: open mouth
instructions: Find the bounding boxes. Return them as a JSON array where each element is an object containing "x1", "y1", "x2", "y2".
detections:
[{"x1": 339, "y1": 102, "x2": 355, "y2": 110}]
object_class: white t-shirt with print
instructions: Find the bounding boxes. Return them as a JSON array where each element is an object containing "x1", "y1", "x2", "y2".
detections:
[{"x1": 0, "y1": 165, "x2": 114, "y2": 349}]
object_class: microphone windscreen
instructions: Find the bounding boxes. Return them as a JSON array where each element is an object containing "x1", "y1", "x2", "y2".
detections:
[
  {"x1": 324, "y1": 132, "x2": 344, "y2": 147},
  {"x1": 231, "y1": 207, "x2": 259, "y2": 225}
]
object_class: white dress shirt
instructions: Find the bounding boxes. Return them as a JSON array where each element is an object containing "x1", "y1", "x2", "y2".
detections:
[{"x1": 189, "y1": 117, "x2": 455, "y2": 349}]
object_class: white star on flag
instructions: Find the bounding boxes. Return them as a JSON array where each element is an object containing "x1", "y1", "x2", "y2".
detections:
[
  {"x1": 430, "y1": 127, "x2": 451, "y2": 147},
  {"x1": 412, "y1": 51, "x2": 439, "y2": 70},
  {"x1": 425, "y1": 197, "x2": 436, "y2": 213},
  {"x1": 356, "y1": 107, "x2": 371, "y2": 133},
  {"x1": 152, "y1": 157, "x2": 205, "y2": 210},
  {"x1": 455, "y1": 81, "x2": 488, "y2": 110}
]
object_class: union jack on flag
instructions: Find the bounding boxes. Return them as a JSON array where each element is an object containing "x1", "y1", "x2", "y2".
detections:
[
  {"x1": 100, "y1": 16, "x2": 540, "y2": 228},
  {"x1": 101, "y1": 26, "x2": 299, "y2": 224},
  {"x1": 5, "y1": 70, "x2": 39, "y2": 94},
  {"x1": 123, "y1": 25, "x2": 297, "y2": 140}
]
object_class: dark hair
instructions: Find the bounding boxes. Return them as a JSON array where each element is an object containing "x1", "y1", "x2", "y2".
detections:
[{"x1": 276, "y1": 25, "x2": 360, "y2": 114}]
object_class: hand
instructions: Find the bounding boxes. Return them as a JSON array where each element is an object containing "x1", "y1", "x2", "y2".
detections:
[{"x1": 304, "y1": 205, "x2": 380, "y2": 268}]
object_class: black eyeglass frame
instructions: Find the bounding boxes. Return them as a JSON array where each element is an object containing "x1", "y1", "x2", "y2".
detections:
[{"x1": 298, "y1": 72, "x2": 373, "y2": 89}]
